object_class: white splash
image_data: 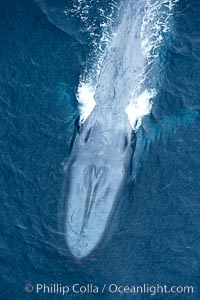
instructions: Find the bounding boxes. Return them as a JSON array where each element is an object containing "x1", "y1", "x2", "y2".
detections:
[
  {"x1": 125, "y1": 89, "x2": 156, "y2": 130},
  {"x1": 77, "y1": 83, "x2": 96, "y2": 124}
]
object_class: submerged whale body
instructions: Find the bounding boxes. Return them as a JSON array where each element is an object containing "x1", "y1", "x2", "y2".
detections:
[{"x1": 63, "y1": 0, "x2": 155, "y2": 258}]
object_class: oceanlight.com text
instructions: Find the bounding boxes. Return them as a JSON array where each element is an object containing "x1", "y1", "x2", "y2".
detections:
[{"x1": 25, "y1": 283, "x2": 195, "y2": 296}]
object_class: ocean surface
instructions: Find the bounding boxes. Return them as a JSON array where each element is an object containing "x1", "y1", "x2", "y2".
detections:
[{"x1": 0, "y1": 0, "x2": 200, "y2": 299}]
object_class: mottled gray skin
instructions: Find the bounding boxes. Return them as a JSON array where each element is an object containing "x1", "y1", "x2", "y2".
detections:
[{"x1": 64, "y1": 0, "x2": 146, "y2": 258}]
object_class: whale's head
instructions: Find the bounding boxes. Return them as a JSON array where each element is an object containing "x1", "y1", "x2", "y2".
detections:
[{"x1": 63, "y1": 120, "x2": 132, "y2": 258}]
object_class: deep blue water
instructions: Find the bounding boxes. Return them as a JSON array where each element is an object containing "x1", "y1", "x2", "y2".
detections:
[{"x1": 0, "y1": 0, "x2": 200, "y2": 299}]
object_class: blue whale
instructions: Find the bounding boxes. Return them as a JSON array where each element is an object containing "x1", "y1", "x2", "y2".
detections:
[{"x1": 63, "y1": 0, "x2": 154, "y2": 258}]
